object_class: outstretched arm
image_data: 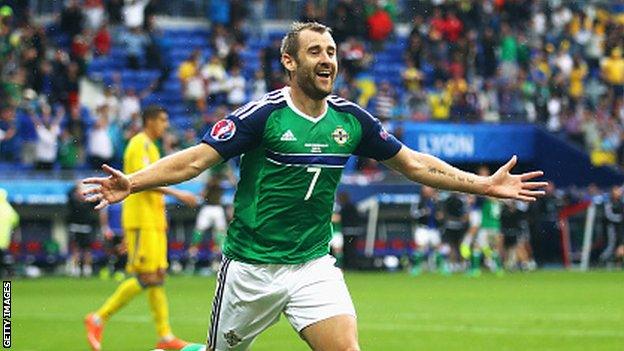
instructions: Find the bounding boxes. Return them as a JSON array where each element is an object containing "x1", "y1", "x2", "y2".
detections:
[
  {"x1": 83, "y1": 143, "x2": 222, "y2": 209},
  {"x1": 383, "y1": 146, "x2": 547, "y2": 201}
]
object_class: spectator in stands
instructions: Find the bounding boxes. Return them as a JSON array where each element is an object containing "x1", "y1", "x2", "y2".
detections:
[
  {"x1": 224, "y1": 42, "x2": 243, "y2": 72},
  {"x1": 568, "y1": 56, "x2": 588, "y2": 111},
  {"x1": 70, "y1": 33, "x2": 90, "y2": 75},
  {"x1": 330, "y1": 0, "x2": 365, "y2": 43},
  {"x1": 145, "y1": 19, "x2": 171, "y2": 92},
  {"x1": 87, "y1": 105, "x2": 114, "y2": 169},
  {"x1": 60, "y1": 0, "x2": 84, "y2": 38},
  {"x1": 300, "y1": 0, "x2": 324, "y2": 23},
  {"x1": 261, "y1": 39, "x2": 282, "y2": 90},
  {"x1": 339, "y1": 37, "x2": 370, "y2": 79},
  {"x1": 84, "y1": 0, "x2": 105, "y2": 30},
  {"x1": 66, "y1": 105, "x2": 87, "y2": 150},
  {"x1": 405, "y1": 34, "x2": 424, "y2": 69},
  {"x1": 49, "y1": 49, "x2": 70, "y2": 106},
  {"x1": 429, "y1": 6, "x2": 446, "y2": 40},
  {"x1": 617, "y1": 131, "x2": 624, "y2": 168},
  {"x1": 429, "y1": 79, "x2": 452, "y2": 121},
  {"x1": 250, "y1": 70, "x2": 267, "y2": 101},
  {"x1": 248, "y1": 0, "x2": 266, "y2": 40},
  {"x1": 479, "y1": 27, "x2": 498, "y2": 79},
  {"x1": 121, "y1": 26, "x2": 148, "y2": 70},
  {"x1": 499, "y1": 23, "x2": 518, "y2": 80},
  {"x1": 96, "y1": 87, "x2": 120, "y2": 122},
  {"x1": 200, "y1": 56, "x2": 227, "y2": 106},
  {"x1": 0, "y1": 106, "x2": 17, "y2": 162},
  {"x1": 443, "y1": 9, "x2": 463, "y2": 43},
  {"x1": 210, "y1": 24, "x2": 232, "y2": 59},
  {"x1": 373, "y1": 81, "x2": 396, "y2": 121},
  {"x1": 143, "y1": 0, "x2": 158, "y2": 30},
  {"x1": 29, "y1": 103, "x2": 62, "y2": 170},
  {"x1": 122, "y1": 0, "x2": 149, "y2": 29},
  {"x1": 601, "y1": 47, "x2": 624, "y2": 106},
  {"x1": 183, "y1": 69, "x2": 206, "y2": 114},
  {"x1": 93, "y1": 22, "x2": 111, "y2": 56},
  {"x1": 224, "y1": 65, "x2": 246, "y2": 109},
  {"x1": 402, "y1": 59, "x2": 422, "y2": 94},
  {"x1": 366, "y1": 2, "x2": 393, "y2": 50},
  {"x1": 58, "y1": 128, "x2": 81, "y2": 171},
  {"x1": 119, "y1": 88, "x2": 142, "y2": 124},
  {"x1": 178, "y1": 50, "x2": 200, "y2": 92},
  {"x1": 66, "y1": 62, "x2": 81, "y2": 109}
]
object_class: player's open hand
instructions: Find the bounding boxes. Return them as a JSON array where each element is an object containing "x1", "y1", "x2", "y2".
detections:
[
  {"x1": 487, "y1": 156, "x2": 547, "y2": 202},
  {"x1": 82, "y1": 164, "x2": 131, "y2": 209}
]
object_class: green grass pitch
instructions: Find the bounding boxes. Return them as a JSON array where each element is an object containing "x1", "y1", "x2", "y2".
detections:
[{"x1": 12, "y1": 271, "x2": 624, "y2": 350}]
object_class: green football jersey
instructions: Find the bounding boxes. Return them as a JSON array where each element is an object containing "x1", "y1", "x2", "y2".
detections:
[
  {"x1": 481, "y1": 198, "x2": 501, "y2": 230},
  {"x1": 203, "y1": 88, "x2": 402, "y2": 263}
]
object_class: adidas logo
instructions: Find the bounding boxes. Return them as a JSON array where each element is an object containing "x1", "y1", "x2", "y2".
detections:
[{"x1": 280, "y1": 130, "x2": 297, "y2": 141}]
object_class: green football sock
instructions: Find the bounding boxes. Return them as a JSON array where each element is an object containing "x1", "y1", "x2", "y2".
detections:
[
  {"x1": 492, "y1": 252, "x2": 503, "y2": 271},
  {"x1": 471, "y1": 251, "x2": 482, "y2": 271}
]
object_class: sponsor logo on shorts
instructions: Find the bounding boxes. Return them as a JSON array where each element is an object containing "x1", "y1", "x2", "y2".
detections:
[
  {"x1": 211, "y1": 119, "x2": 236, "y2": 141},
  {"x1": 224, "y1": 329, "x2": 241, "y2": 347}
]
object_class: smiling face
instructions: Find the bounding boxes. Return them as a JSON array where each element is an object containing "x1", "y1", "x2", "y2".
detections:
[{"x1": 282, "y1": 28, "x2": 338, "y2": 100}]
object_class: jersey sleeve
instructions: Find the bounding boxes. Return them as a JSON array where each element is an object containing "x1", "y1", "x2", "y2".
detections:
[
  {"x1": 201, "y1": 101, "x2": 278, "y2": 160},
  {"x1": 352, "y1": 114, "x2": 402, "y2": 161},
  {"x1": 328, "y1": 98, "x2": 402, "y2": 161}
]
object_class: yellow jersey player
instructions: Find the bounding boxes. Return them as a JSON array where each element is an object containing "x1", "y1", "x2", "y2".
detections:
[{"x1": 85, "y1": 106, "x2": 197, "y2": 351}]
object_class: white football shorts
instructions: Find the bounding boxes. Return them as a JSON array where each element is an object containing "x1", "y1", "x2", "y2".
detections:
[
  {"x1": 414, "y1": 226, "x2": 441, "y2": 248},
  {"x1": 195, "y1": 205, "x2": 227, "y2": 232},
  {"x1": 475, "y1": 228, "x2": 500, "y2": 249},
  {"x1": 207, "y1": 255, "x2": 356, "y2": 350}
]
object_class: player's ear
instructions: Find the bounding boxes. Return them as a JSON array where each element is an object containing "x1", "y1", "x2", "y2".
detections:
[{"x1": 281, "y1": 53, "x2": 296, "y2": 76}]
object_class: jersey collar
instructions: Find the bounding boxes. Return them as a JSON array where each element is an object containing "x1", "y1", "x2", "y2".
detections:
[{"x1": 284, "y1": 86, "x2": 328, "y2": 123}]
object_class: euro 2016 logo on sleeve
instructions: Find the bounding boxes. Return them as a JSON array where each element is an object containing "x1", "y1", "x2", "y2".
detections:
[{"x1": 211, "y1": 119, "x2": 236, "y2": 142}]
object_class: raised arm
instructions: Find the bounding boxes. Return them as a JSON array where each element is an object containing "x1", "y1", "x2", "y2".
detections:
[
  {"x1": 83, "y1": 143, "x2": 221, "y2": 209},
  {"x1": 383, "y1": 146, "x2": 547, "y2": 201}
]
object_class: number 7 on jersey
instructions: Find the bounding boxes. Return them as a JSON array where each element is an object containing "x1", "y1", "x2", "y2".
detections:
[{"x1": 304, "y1": 167, "x2": 321, "y2": 200}]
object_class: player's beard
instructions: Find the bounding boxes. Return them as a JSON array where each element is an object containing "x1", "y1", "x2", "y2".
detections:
[{"x1": 295, "y1": 63, "x2": 335, "y2": 100}]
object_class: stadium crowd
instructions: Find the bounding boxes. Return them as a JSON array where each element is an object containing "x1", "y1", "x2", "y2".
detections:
[
  {"x1": 0, "y1": 1, "x2": 623, "y2": 277},
  {"x1": 0, "y1": 0, "x2": 623, "y2": 171}
]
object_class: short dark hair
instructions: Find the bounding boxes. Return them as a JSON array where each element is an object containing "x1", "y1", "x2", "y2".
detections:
[
  {"x1": 280, "y1": 22, "x2": 332, "y2": 79},
  {"x1": 280, "y1": 21, "x2": 332, "y2": 59},
  {"x1": 142, "y1": 105, "x2": 167, "y2": 124}
]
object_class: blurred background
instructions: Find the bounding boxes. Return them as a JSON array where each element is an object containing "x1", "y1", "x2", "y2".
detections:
[
  {"x1": 2, "y1": 1, "x2": 624, "y2": 350},
  {"x1": 0, "y1": 0, "x2": 623, "y2": 277}
]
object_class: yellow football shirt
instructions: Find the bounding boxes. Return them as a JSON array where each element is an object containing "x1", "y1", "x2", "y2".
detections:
[
  {"x1": 122, "y1": 132, "x2": 166, "y2": 230},
  {"x1": 602, "y1": 56, "x2": 624, "y2": 85}
]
